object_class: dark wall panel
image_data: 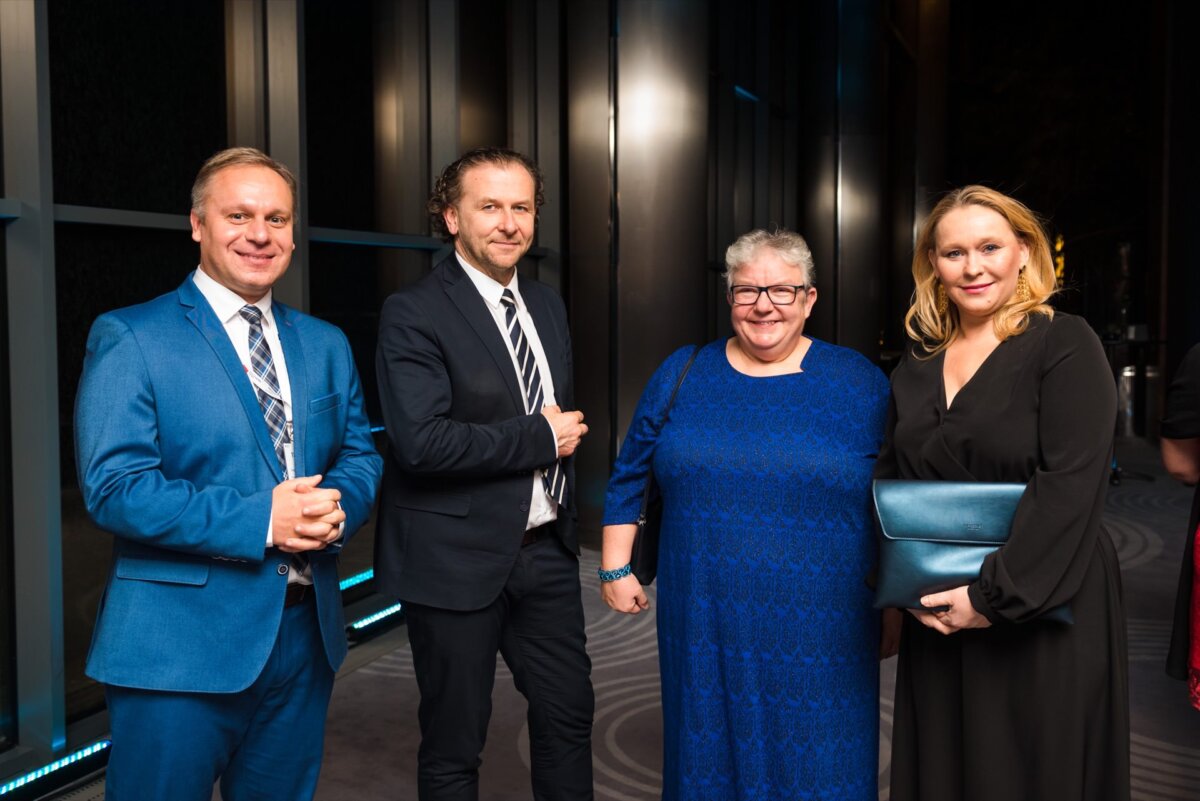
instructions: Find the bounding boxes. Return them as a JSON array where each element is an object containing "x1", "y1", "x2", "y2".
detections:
[
  {"x1": 565, "y1": 0, "x2": 614, "y2": 536},
  {"x1": 795, "y1": 1, "x2": 838, "y2": 345},
  {"x1": 615, "y1": 0, "x2": 709, "y2": 438}
]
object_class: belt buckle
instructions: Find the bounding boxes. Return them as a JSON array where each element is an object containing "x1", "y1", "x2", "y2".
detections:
[
  {"x1": 284, "y1": 583, "x2": 310, "y2": 607},
  {"x1": 521, "y1": 523, "x2": 553, "y2": 547}
]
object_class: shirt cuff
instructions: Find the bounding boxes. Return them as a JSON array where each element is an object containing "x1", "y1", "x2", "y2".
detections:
[
  {"x1": 332, "y1": 502, "x2": 346, "y2": 543},
  {"x1": 541, "y1": 414, "x2": 559, "y2": 463}
]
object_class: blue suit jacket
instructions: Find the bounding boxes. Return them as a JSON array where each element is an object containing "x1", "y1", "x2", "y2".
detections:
[{"x1": 74, "y1": 275, "x2": 382, "y2": 693}]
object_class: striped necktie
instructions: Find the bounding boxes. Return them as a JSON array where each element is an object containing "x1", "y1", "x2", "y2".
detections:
[{"x1": 500, "y1": 289, "x2": 567, "y2": 505}]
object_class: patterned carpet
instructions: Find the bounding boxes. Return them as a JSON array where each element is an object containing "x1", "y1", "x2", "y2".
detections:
[{"x1": 312, "y1": 437, "x2": 1200, "y2": 801}]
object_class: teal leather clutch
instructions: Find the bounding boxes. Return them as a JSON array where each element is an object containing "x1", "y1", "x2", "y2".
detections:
[{"x1": 872, "y1": 479, "x2": 1072, "y2": 624}]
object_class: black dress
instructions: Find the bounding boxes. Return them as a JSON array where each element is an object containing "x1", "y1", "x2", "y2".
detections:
[
  {"x1": 1164, "y1": 343, "x2": 1200, "y2": 688},
  {"x1": 876, "y1": 313, "x2": 1130, "y2": 801}
]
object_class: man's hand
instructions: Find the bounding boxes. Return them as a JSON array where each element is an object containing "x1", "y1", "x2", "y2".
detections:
[
  {"x1": 271, "y1": 475, "x2": 345, "y2": 553},
  {"x1": 542, "y1": 405, "x2": 588, "y2": 457}
]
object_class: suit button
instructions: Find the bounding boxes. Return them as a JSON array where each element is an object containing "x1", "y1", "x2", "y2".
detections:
[
  {"x1": 520, "y1": 502, "x2": 529, "y2": 512},
  {"x1": 277, "y1": 564, "x2": 289, "y2": 575}
]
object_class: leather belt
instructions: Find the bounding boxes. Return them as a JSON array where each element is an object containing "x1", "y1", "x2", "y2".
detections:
[
  {"x1": 284, "y1": 583, "x2": 313, "y2": 607},
  {"x1": 521, "y1": 522, "x2": 555, "y2": 547}
]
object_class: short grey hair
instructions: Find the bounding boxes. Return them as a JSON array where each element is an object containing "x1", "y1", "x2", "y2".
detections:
[{"x1": 722, "y1": 229, "x2": 815, "y2": 289}]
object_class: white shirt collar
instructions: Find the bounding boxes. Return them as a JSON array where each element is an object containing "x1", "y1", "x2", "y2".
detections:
[
  {"x1": 192, "y1": 267, "x2": 275, "y2": 326},
  {"x1": 456, "y1": 253, "x2": 521, "y2": 311}
]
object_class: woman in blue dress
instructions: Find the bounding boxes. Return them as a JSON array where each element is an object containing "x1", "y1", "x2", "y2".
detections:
[{"x1": 600, "y1": 229, "x2": 891, "y2": 800}]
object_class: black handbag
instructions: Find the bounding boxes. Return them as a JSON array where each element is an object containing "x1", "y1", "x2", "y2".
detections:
[
  {"x1": 872, "y1": 479, "x2": 1072, "y2": 624},
  {"x1": 629, "y1": 345, "x2": 702, "y2": 585}
]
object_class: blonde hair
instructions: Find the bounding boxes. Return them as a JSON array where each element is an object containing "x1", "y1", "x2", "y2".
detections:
[
  {"x1": 191, "y1": 147, "x2": 298, "y2": 221},
  {"x1": 906, "y1": 185, "x2": 1056, "y2": 354}
]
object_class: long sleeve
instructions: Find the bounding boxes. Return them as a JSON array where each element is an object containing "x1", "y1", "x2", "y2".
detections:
[
  {"x1": 970, "y1": 316, "x2": 1117, "y2": 623},
  {"x1": 602, "y1": 345, "x2": 700, "y2": 525},
  {"x1": 75, "y1": 312, "x2": 276, "y2": 561},
  {"x1": 375, "y1": 290, "x2": 556, "y2": 478},
  {"x1": 873, "y1": 376, "x2": 901, "y2": 481},
  {"x1": 314, "y1": 331, "x2": 383, "y2": 544}
]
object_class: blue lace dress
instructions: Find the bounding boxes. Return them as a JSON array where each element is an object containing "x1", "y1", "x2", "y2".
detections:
[{"x1": 604, "y1": 338, "x2": 889, "y2": 801}]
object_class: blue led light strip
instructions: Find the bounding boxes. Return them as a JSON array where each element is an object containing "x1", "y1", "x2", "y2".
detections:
[
  {"x1": 338, "y1": 568, "x2": 374, "y2": 591},
  {"x1": 733, "y1": 84, "x2": 760, "y2": 102},
  {"x1": 349, "y1": 602, "x2": 403, "y2": 631},
  {"x1": 0, "y1": 740, "x2": 111, "y2": 796}
]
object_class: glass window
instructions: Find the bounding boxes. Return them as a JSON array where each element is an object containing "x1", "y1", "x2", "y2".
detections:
[
  {"x1": 56, "y1": 223, "x2": 200, "y2": 721},
  {"x1": 310, "y1": 242, "x2": 432, "y2": 427},
  {"x1": 0, "y1": 225, "x2": 16, "y2": 753},
  {"x1": 305, "y1": 0, "x2": 378, "y2": 231},
  {"x1": 48, "y1": 1, "x2": 226, "y2": 213},
  {"x1": 309, "y1": 242, "x2": 434, "y2": 583}
]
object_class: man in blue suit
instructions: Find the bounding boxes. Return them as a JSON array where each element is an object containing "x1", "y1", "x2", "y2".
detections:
[{"x1": 74, "y1": 147, "x2": 382, "y2": 801}]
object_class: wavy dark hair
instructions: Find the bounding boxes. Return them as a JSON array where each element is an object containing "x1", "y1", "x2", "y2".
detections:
[{"x1": 427, "y1": 147, "x2": 544, "y2": 241}]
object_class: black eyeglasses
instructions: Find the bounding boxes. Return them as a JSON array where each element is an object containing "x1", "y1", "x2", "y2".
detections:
[{"x1": 728, "y1": 284, "x2": 808, "y2": 306}]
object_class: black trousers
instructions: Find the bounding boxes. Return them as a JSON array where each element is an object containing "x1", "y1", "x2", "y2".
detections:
[{"x1": 404, "y1": 534, "x2": 595, "y2": 801}]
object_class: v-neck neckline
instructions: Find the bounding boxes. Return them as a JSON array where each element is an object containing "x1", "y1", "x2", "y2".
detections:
[{"x1": 939, "y1": 338, "x2": 1005, "y2": 412}]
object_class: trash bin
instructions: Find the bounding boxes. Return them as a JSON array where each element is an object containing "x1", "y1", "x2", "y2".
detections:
[{"x1": 1117, "y1": 365, "x2": 1160, "y2": 439}]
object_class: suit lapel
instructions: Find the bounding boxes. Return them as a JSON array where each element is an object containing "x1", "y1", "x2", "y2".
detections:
[
  {"x1": 440, "y1": 258, "x2": 528, "y2": 414},
  {"x1": 177, "y1": 279, "x2": 284, "y2": 478},
  {"x1": 274, "y1": 303, "x2": 307, "y2": 477}
]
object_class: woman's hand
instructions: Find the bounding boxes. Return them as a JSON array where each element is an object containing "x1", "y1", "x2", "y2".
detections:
[
  {"x1": 601, "y1": 574, "x2": 650, "y2": 615},
  {"x1": 908, "y1": 585, "x2": 991, "y2": 635},
  {"x1": 599, "y1": 523, "x2": 645, "y2": 614},
  {"x1": 880, "y1": 608, "x2": 903, "y2": 658}
]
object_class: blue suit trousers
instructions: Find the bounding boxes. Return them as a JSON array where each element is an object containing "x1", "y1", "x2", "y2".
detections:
[{"x1": 104, "y1": 598, "x2": 335, "y2": 801}]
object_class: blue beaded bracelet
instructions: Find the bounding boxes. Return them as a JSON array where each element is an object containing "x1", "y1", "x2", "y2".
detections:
[{"x1": 597, "y1": 563, "x2": 632, "y2": 582}]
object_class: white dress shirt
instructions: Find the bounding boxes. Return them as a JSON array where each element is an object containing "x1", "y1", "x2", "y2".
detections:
[
  {"x1": 457, "y1": 255, "x2": 560, "y2": 530},
  {"x1": 193, "y1": 268, "x2": 313, "y2": 581}
]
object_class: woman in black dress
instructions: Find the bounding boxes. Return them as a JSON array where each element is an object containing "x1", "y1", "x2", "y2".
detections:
[
  {"x1": 1162, "y1": 343, "x2": 1200, "y2": 709},
  {"x1": 877, "y1": 185, "x2": 1130, "y2": 800}
]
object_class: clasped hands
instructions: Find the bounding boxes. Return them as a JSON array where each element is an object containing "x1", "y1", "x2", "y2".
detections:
[
  {"x1": 909, "y1": 584, "x2": 991, "y2": 634},
  {"x1": 271, "y1": 474, "x2": 344, "y2": 553},
  {"x1": 542, "y1": 405, "x2": 588, "y2": 457}
]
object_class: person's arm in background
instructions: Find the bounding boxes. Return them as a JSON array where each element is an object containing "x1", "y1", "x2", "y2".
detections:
[
  {"x1": 1163, "y1": 438, "x2": 1200, "y2": 485},
  {"x1": 1162, "y1": 344, "x2": 1200, "y2": 484}
]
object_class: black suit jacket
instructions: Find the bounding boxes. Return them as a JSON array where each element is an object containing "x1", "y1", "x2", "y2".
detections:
[{"x1": 374, "y1": 255, "x2": 578, "y2": 610}]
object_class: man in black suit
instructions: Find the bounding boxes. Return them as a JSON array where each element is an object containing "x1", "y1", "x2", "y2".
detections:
[{"x1": 375, "y1": 147, "x2": 594, "y2": 801}]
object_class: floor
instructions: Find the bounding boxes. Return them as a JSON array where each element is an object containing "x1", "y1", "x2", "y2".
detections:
[
  {"x1": 299, "y1": 437, "x2": 1200, "y2": 801},
  {"x1": 42, "y1": 437, "x2": 1189, "y2": 801}
]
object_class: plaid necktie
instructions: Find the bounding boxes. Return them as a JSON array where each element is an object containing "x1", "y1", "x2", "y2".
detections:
[
  {"x1": 240, "y1": 305, "x2": 307, "y2": 573},
  {"x1": 500, "y1": 289, "x2": 567, "y2": 505}
]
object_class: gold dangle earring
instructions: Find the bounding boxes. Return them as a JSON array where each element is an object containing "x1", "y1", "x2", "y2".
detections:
[
  {"x1": 1015, "y1": 267, "x2": 1031, "y2": 303},
  {"x1": 936, "y1": 283, "x2": 949, "y2": 316}
]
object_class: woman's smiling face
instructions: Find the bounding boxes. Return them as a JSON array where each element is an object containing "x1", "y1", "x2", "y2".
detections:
[
  {"x1": 728, "y1": 248, "x2": 816, "y2": 364},
  {"x1": 930, "y1": 204, "x2": 1030, "y2": 325}
]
